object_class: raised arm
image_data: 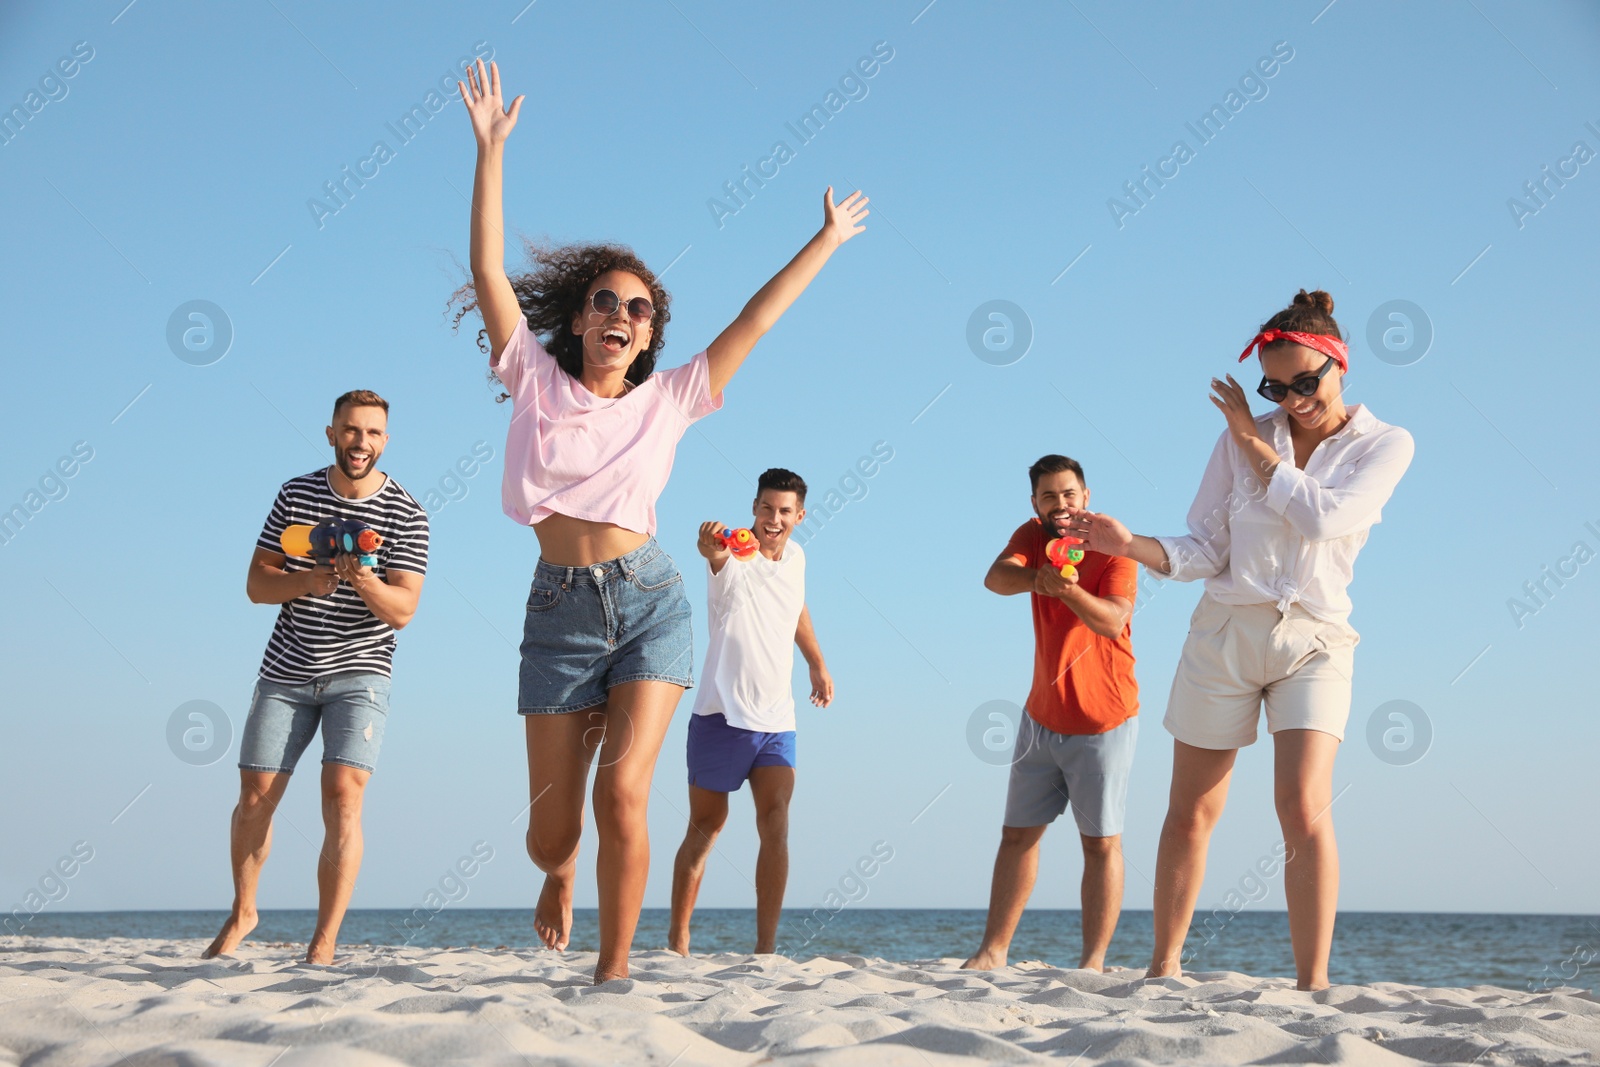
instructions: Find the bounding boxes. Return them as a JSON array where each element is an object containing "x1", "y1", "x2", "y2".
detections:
[
  {"x1": 459, "y1": 60, "x2": 525, "y2": 362},
  {"x1": 705, "y1": 187, "x2": 869, "y2": 397}
]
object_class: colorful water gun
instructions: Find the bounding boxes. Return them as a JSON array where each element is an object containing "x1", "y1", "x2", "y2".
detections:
[
  {"x1": 716, "y1": 526, "x2": 759, "y2": 561},
  {"x1": 280, "y1": 519, "x2": 384, "y2": 568},
  {"x1": 1044, "y1": 533, "x2": 1086, "y2": 579}
]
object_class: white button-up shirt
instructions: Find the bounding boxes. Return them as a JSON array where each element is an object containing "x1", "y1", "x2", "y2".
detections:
[{"x1": 1154, "y1": 404, "x2": 1414, "y2": 624}]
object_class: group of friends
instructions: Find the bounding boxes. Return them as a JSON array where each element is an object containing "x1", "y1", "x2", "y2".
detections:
[{"x1": 200, "y1": 62, "x2": 1413, "y2": 992}]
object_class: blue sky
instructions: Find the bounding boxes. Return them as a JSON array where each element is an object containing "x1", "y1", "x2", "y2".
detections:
[{"x1": 2, "y1": 0, "x2": 1598, "y2": 928}]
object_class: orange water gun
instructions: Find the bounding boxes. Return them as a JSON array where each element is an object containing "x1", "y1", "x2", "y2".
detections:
[
  {"x1": 1044, "y1": 533, "x2": 1086, "y2": 579},
  {"x1": 280, "y1": 519, "x2": 384, "y2": 568},
  {"x1": 716, "y1": 526, "x2": 759, "y2": 561}
]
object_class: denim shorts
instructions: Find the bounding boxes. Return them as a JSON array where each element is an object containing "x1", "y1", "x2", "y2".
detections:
[
  {"x1": 1004, "y1": 714, "x2": 1138, "y2": 837},
  {"x1": 238, "y1": 671, "x2": 391, "y2": 774},
  {"x1": 519, "y1": 537, "x2": 694, "y2": 714}
]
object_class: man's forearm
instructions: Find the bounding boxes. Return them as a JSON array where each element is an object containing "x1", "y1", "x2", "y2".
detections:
[
  {"x1": 985, "y1": 562, "x2": 1037, "y2": 596},
  {"x1": 797, "y1": 638, "x2": 826, "y2": 671},
  {"x1": 352, "y1": 576, "x2": 419, "y2": 629},
  {"x1": 794, "y1": 606, "x2": 825, "y2": 668},
  {"x1": 248, "y1": 566, "x2": 310, "y2": 605},
  {"x1": 1060, "y1": 586, "x2": 1130, "y2": 637}
]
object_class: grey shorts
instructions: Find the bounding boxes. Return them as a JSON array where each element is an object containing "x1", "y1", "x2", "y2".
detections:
[{"x1": 1003, "y1": 714, "x2": 1139, "y2": 837}]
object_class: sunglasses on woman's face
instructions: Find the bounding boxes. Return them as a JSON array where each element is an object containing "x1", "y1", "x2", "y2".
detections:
[
  {"x1": 1257, "y1": 356, "x2": 1336, "y2": 403},
  {"x1": 589, "y1": 288, "x2": 654, "y2": 324}
]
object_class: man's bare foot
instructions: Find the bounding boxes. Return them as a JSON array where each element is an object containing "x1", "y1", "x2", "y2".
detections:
[
  {"x1": 305, "y1": 938, "x2": 336, "y2": 965},
  {"x1": 1296, "y1": 977, "x2": 1330, "y2": 992},
  {"x1": 201, "y1": 910, "x2": 257, "y2": 959},
  {"x1": 1145, "y1": 962, "x2": 1182, "y2": 980},
  {"x1": 1078, "y1": 956, "x2": 1105, "y2": 973},
  {"x1": 593, "y1": 966, "x2": 628, "y2": 984},
  {"x1": 534, "y1": 873, "x2": 573, "y2": 950},
  {"x1": 666, "y1": 932, "x2": 689, "y2": 956},
  {"x1": 961, "y1": 947, "x2": 1007, "y2": 970}
]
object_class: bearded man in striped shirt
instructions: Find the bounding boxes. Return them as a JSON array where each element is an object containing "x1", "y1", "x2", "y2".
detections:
[{"x1": 203, "y1": 389, "x2": 429, "y2": 964}]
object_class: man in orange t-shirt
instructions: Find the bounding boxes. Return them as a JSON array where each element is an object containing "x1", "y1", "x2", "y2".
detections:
[{"x1": 962, "y1": 454, "x2": 1140, "y2": 972}]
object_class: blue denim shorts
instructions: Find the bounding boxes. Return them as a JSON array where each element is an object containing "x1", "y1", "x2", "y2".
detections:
[
  {"x1": 238, "y1": 671, "x2": 391, "y2": 774},
  {"x1": 519, "y1": 537, "x2": 694, "y2": 714}
]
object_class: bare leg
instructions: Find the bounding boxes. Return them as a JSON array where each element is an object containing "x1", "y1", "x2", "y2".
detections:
[
  {"x1": 306, "y1": 764, "x2": 370, "y2": 964},
  {"x1": 961, "y1": 824, "x2": 1048, "y2": 969},
  {"x1": 749, "y1": 766, "x2": 794, "y2": 954},
  {"x1": 667, "y1": 786, "x2": 730, "y2": 956},
  {"x1": 1274, "y1": 728, "x2": 1340, "y2": 990},
  {"x1": 1148, "y1": 741, "x2": 1238, "y2": 978},
  {"x1": 1078, "y1": 833, "x2": 1123, "y2": 971},
  {"x1": 524, "y1": 710, "x2": 603, "y2": 951},
  {"x1": 590, "y1": 679, "x2": 683, "y2": 982},
  {"x1": 203, "y1": 771, "x2": 290, "y2": 958}
]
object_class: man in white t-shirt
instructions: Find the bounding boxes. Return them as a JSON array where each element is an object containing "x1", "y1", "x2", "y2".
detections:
[{"x1": 668, "y1": 468, "x2": 834, "y2": 956}]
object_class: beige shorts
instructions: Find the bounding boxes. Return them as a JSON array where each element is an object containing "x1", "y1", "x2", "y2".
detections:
[{"x1": 1164, "y1": 595, "x2": 1359, "y2": 750}]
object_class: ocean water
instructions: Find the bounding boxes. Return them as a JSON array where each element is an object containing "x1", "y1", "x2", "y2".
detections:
[{"x1": 12, "y1": 909, "x2": 1599, "y2": 993}]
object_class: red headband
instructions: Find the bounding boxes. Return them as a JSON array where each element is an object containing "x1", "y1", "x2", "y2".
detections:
[{"x1": 1238, "y1": 329, "x2": 1348, "y2": 372}]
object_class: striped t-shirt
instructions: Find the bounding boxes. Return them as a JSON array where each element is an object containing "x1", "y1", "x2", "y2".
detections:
[{"x1": 255, "y1": 469, "x2": 430, "y2": 683}]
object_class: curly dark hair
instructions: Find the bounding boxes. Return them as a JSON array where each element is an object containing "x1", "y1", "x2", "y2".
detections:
[{"x1": 450, "y1": 240, "x2": 671, "y2": 399}]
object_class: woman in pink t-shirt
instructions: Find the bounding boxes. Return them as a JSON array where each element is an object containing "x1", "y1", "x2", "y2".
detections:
[{"x1": 455, "y1": 61, "x2": 868, "y2": 983}]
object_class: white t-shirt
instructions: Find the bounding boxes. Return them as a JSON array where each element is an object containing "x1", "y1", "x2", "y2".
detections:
[{"x1": 691, "y1": 542, "x2": 807, "y2": 733}]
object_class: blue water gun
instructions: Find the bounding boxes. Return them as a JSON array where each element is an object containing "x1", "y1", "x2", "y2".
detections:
[{"x1": 279, "y1": 518, "x2": 384, "y2": 568}]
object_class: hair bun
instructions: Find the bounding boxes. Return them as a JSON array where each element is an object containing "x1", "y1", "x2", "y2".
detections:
[{"x1": 1291, "y1": 288, "x2": 1335, "y2": 315}]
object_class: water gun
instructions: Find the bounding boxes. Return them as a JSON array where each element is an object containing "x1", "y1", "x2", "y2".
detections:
[
  {"x1": 716, "y1": 526, "x2": 759, "y2": 561},
  {"x1": 1044, "y1": 533, "x2": 1086, "y2": 579},
  {"x1": 280, "y1": 519, "x2": 384, "y2": 568}
]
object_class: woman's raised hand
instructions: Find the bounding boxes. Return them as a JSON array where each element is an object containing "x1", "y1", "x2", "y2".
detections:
[
  {"x1": 821, "y1": 187, "x2": 869, "y2": 245},
  {"x1": 1210, "y1": 374, "x2": 1263, "y2": 445},
  {"x1": 459, "y1": 60, "x2": 523, "y2": 147},
  {"x1": 1061, "y1": 506, "x2": 1134, "y2": 557}
]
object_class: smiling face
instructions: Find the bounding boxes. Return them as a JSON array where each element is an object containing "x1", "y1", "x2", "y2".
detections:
[
  {"x1": 751, "y1": 488, "x2": 804, "y2": 556},
  {"x1": 1259, "y1": 341, "x2": 1345, "y2": 432},
  {"x1": 571, "y1": 269, "x2": 654, "y2": 376},
  {"x1": 1032, "y1": 469, "x2": 1088, "y2": 536},
  {"x1": 326, "y1": 403, "x2": 388, "y2": 484}
]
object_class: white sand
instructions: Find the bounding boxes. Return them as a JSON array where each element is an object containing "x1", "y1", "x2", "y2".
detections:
[{"x1": 3, "y1": 938, "x2": 1598, "y2": 1065}]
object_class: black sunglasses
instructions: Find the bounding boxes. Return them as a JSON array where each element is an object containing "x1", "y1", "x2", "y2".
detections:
[
  {"x1": 589, "y1": 288, "x2": 654, "y2": 324},
  {"x1": 1257, "y1": 356, "x2": 1336, "y2": 403}
]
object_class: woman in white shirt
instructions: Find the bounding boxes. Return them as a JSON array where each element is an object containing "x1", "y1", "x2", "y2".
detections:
[{"x1": 1064, "y1": 290, "x2": 1413, "y2": 990}]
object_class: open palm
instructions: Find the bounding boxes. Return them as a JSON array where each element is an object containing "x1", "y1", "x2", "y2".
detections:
[
  {"x1": 459, "y1": 59, "x2": 523, "y2": 146},
  {"x1": 1062, "y1": 506, "x2": 1134, "y2": 557},
  {"x1": 822, "y1": 187, "x2": 870, "y2": 244}
]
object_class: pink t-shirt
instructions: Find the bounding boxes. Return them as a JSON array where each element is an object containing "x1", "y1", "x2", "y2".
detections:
[{"x1": 493, "y1": 317, "x2": 722, "y2": 534}]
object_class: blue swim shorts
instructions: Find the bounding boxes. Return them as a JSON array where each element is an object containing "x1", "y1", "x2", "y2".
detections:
[
  {"x1": 686, "y1": 712, "x2": 796, "y2": 793},
  {"x1": 519, "y1": 537, "x2": 695, "y2": 714}
]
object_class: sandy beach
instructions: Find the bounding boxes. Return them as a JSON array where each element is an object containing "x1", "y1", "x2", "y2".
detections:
[{"x1": 2, "y1": 937, "x2": 1598, "y2": 1065}]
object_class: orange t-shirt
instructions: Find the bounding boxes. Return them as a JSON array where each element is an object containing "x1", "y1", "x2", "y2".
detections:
[{"x1": 1003, "y1": 518, "x2": 1140, "y2": 735}]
